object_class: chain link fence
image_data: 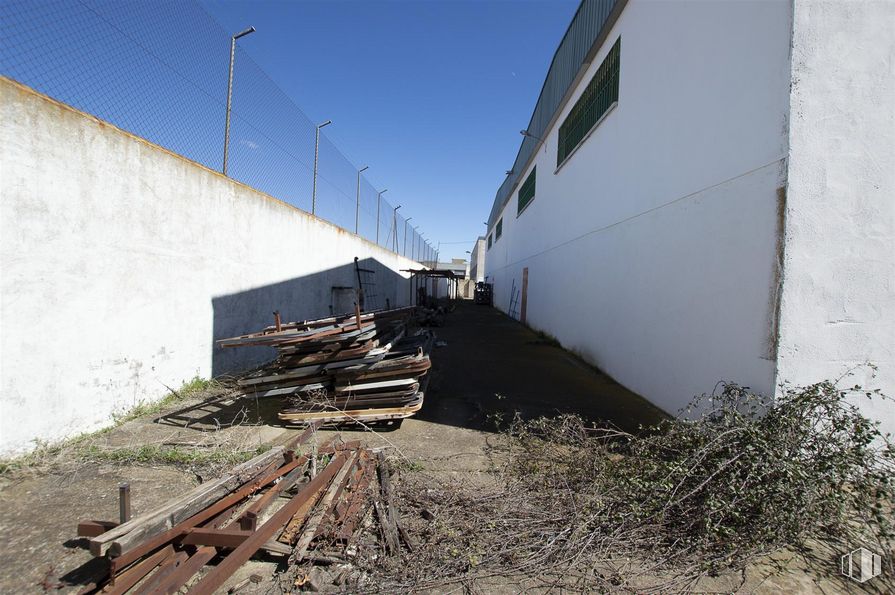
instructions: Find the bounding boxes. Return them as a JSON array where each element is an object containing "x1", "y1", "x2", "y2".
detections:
[{"x1": 1, "y1": 0, "x2": 435, "y2": 263}]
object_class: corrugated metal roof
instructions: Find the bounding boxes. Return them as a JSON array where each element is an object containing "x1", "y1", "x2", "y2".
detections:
[{"x1": 487, "y1": 0, "x2": 624, "y2": 227}]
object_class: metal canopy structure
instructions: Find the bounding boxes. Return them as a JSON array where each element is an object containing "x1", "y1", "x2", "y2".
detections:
[{"x1": 402, "y1": 268, "x2": 462, "y2": 306}]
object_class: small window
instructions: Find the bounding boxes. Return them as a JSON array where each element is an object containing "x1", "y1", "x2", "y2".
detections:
[
  {"x1": 496, "y1": 218, "x2": 503, "y2": 240},
  {"x1": 487, "y1": 233, "x2": 492, "y2": 249},
  {"x1": 557, "y1": 37, "x2": 620, "y2": 167},
  {"x1": 518, "y1": 167, "x2": 536, "y2": 215}
]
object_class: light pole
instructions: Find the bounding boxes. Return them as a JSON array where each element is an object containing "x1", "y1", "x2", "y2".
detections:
[
  {"x1": 223, "y1": 26, "x2": 255, "y2": 176},
  {"x1": 520, "y1": 129, "x2": 542, "y2": 141},
  {"x1": 520, "y1": 129, "x2": 548, "y2": 154},
  {"x1": 354, "y1": 166, "x2": 369, "y2": 233},
  {"x1": 312, "y1": 119, "x2": 332, "y2": 215},
  {"x1": 412, "y1": 225, "x2": 420, "y2": 261},
  {"x1": 392, "y1": 205, "x2": 402, "y2": 252},
  {"x1": 417, "y1": 232, "x2": 424, "y2": 264},
  {"x1": 374, "y1": 188, "x2": 387, "y2": 242},
  {"x1": 403, "y1": 217, "x2": 412, "y2": 256}
]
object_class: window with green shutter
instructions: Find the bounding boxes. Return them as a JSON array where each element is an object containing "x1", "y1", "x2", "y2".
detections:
[
  {"x1": 487, "y1": 233, "x2": 492, "y2": 249},
  {"x1": 496, "y1": 218, "x2": 503, "y2": 240},
  {"x1": 557, "y1": 37, "x2": 620, "y2": 167},
  {"x1": 518, "y1": 167, "x2": 536, "y2": 215}
]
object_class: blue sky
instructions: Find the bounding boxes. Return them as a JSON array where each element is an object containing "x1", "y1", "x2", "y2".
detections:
[
  {"x1": 200, "y1": 0, "x2": 579, "y2": 260},
  {"x1": 1, "y1": 0, "x2": 579, "y2": 262}
]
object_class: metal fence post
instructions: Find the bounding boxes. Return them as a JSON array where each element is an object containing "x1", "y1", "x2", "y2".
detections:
[
  {"x1": 223, "y1": 27, "x2": 255, "y2": 175},
  {"x1": 313, "y1": 120, "x2": 332, "y2": 215}
]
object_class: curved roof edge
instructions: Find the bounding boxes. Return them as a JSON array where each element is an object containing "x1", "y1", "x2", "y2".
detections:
[{"x1": 487, "y1": 0, "x2": 627, "y2": 228}]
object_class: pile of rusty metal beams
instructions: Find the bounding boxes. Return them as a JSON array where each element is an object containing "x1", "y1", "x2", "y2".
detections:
[
  {"x1": 218, "y1": 307, "x2": 434, "y2": 427},
  {"x1": 75, "y1": 431, "x2": 413, "y2": 594}
]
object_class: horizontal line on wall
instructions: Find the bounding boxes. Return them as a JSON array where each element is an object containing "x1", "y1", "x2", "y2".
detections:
[{"x1": 489, "y1": 156, "x2": 786, "y2": 274}]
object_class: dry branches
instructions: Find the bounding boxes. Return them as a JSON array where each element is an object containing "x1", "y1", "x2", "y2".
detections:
[{"x1": 366, "y1": 379, "x2": 895, "y2": 592}]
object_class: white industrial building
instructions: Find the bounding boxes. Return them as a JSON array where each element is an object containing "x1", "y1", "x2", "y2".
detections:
[
  {"x1": 469, "y1": 237, "x2": 486, "y2": 283},
  {"x1": 484, "y1": 0, "x2": 895, "y2": 434}
]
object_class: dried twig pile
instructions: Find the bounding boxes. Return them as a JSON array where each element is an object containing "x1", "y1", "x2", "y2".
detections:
[{"x1": 373, "y1": 380, "x2": 895, "y2": 592}]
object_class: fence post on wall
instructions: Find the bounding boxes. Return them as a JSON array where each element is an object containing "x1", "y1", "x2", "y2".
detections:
[
  {"x1": 223, "y1": 26, "x2": 255, "y2": 175},
  {"x1": 351, "y1": 166, "x2": 367, "y2": 232},
  {"x1": 313, "y1": 120, "x2": 332, "y2": 216}
]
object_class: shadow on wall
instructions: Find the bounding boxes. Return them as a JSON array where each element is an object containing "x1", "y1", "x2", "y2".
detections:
[{"x1": 211, "y1": 257, "x2": 409, "y2": 376}]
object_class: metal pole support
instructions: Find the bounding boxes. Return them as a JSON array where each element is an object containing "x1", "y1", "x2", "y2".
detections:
[{"x1": 119, "y1": 482, "x2": 131, "y2": 524}]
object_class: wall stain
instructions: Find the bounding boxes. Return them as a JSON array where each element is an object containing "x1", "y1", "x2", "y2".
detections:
[{"x1": 767, "y1": 185, "x2": 788, "y2": 362}]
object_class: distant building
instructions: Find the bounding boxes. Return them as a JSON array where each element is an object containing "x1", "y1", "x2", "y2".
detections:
[
  {"x1": 438, "y1": 258, "x2": 469, "y2": 279},
  {"x1": 483, "y1": 0, "x2": 894, "y2": 434},
  {"x1": 469, "y1": 237, "x2": 486, "y2": 283}
]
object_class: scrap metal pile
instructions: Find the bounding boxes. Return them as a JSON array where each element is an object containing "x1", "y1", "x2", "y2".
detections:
[
  {"x1": 75, "y1": 431, "x2": 413, "y2": 594},
  {"x1": 219, "y1": 307, "x2": 433, "y2": 428}
]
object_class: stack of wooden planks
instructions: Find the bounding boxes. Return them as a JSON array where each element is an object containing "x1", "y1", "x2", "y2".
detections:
[
  {"x1": 75, "y1": 431, "x2": 413, "y2": 594},
  {"x1": 219, "y1": 307, "x2": 434, "y2": 427}
]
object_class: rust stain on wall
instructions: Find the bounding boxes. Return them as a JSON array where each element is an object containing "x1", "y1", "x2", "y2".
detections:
[{"x1": 767, "y1": 185, "x2": 787, "y2": 361}]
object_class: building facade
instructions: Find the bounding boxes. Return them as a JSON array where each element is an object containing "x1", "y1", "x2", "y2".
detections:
[
  {"x1": 484, "y1": 0, "x2": 895, "y2": 434},
  {"x1": 469, "y1": 237, "x2": 486, "y2": 283}
]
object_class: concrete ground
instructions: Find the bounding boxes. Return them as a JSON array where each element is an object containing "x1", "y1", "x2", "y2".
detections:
[{"x1": 0, "y1": 301, "x2": 885, "y2": 593}]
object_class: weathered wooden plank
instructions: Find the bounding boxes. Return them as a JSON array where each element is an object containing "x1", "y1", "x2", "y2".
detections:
[
  {"x1": 91, "y1": 447, "x2": 288, "y2": 557},
  {"x1": 376, "y1": 452, "x2": 401, "y2": 556},
  {"x1": 185, "y1": 453, "x2": 350, "y2": 595},
  {"x1": 278, "y1": 400, "x2": 423, "y2": 425},
  {"x1": 106, "y1": 457, "x2": 308, "y2": 574}
]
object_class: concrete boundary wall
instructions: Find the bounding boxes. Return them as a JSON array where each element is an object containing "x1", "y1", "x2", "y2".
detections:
[{"x1": 0, "y1": 78, "x2": 418, "y2": 456}]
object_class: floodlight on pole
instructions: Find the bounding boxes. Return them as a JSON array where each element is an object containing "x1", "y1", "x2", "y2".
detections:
[
  {"x1": 354, "y1": 165, "x2": 368, "y2": 234},
  {"x1": 392, "y1": 205, "x2": 402, "y2": 252},
  {"x1": 520, "y1": 129, "x2": 542, "y2": 141},
  {"x1": 374, "y1": 187, "x2": 387, "y2": 241},
  {"x1": 412, "y1": 225, "x2": 420, "y2": 261},
  {"x1": 311, "y1": 120, "x2": 332, "y2": 215},
  {"x1": 403, "y1": 217, "x2": 412, "y2": 256},
  {"x1": 223, "y1": 26, "x2": 256, "y2": 176}
]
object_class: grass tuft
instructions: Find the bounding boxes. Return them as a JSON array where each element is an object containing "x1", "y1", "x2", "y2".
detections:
[
  {"x1": 112, "y1": 375, "x2": 223, "y2": 424},
  {"x1": 0, "y1": 376, "x2": 233, "y2": 478}
]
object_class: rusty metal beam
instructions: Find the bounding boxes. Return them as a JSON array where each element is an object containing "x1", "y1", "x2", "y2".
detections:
[
  {"x1": 77, "y1": 520, "x2": 118, "y2": 538},
  {"x1": 180, "y1": 528, "x2": 252, "y2": 548},
  {"x1": 102, "y1": 545, "x2": 174, "y2": 595},
  {"x1": 108, "y1": 456, "x2": 304, "y2": 574},
  {"x1": 151, "y1": 546, "x2": 217, "y2": 595},
  {"x1": 131, "y1": 550, "x2": 188, "y2": 595},
  {"x1": 118, "y1": 483, "x2": 131, "y2": 524},
  {"x1": 186, "y1": 452, "x2": 350, "y2": 595}
]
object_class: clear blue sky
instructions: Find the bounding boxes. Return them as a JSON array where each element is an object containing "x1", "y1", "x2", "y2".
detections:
[{"x1": 200, "y1": 0, "x2": 579, "y2": 261}]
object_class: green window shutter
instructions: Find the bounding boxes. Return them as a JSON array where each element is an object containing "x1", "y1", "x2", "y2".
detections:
[
  {"x1": 496, "y1": 218, "x2": 503, "y2": 240},
  {"x1": 557, "y1": 37, "x2": 620, "y2": 167},
  {"x1": 487, "y1": 233, "x2": 492, "y2": 249},
  {"x1": 518, "y1": 166, "x2": 536, "y2": 215}
]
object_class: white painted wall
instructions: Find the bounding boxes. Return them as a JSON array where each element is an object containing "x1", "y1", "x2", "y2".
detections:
[
  {"x1": 0, "y1": 78, "x2": 418, "y2": 456},
  {"x1": 486, "y1": 0, "x2": 793, "y2": 415},
  {"x1": 777, "y1": 0, "x2": 895, "y2": 436},
  {"x1": 469, "y1": 237, "x2": 486, "y2": 283}
]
